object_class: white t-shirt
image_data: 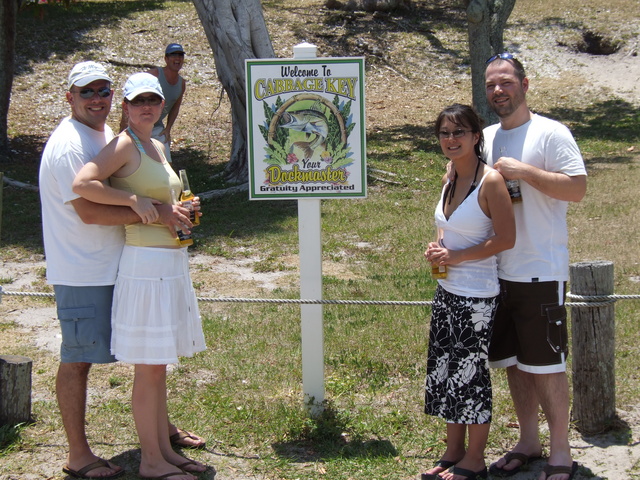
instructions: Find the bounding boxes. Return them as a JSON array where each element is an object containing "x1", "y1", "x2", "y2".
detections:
[
  {"x1": 483, "y1": 114, "x2": 587, "y2": 282},
  {"x1": 39, "y1": 117, "x2": 124, "y2": 286}
]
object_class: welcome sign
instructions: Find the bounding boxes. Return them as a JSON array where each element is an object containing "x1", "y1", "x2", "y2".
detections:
[{"x1": 246, "y1": 57, "x2": 366, "y2": 200}]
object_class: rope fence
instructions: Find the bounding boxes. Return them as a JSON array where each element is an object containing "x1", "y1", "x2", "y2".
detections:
[
  {"x1": 0, "y1": 261, "x2": 634, "y2": 434},
  {"x1": 1, "y1": 286, "x2": 638, "y2": 308}
]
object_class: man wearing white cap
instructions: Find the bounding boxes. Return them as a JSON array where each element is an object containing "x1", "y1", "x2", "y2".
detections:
[
  {"x1": 120, "y1": 43, "x2": 187, "y2": 162},
  {"x1": 39, "y1": 61, "x2": 198, "y2": 479}
]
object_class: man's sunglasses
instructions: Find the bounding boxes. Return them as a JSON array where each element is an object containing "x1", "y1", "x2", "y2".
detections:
[
  {"x1": 128, "y1": 95, "x2": 163, "y2": 107},
  {"x1": 167, "y1": 52, "x2": 185, "y2": 57},
  {"x1": 486, "y1": 52, "x2": 515, "y2": 64},
  {"x1": 74, "y1": 86, "x2": 112, "y2": 99}
]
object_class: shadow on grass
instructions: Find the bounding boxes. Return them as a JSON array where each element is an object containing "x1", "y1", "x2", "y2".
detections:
[
  {"x1": 15, "y1": 1, "x2": 171, "y2": 77},
  {"x1": 367, "y1": 124, "x2": 438, "y2": 162},
  {"x1": 271, "y1": 401, "x2": 398, "y2": 462},
  {"x1": 268, "y1": 0, "x2": 469, "y2": 72},
  {"x1": 366, "y1": 97, "x2": 640, "y2": 165},
  {"x1": 0, "y1": 422, "x2": 31, "y2": 456},
  {"x1": 1, "y1": 134, "x2": 45, "y2": 252},
  {"x1": 2, "y1": 134, "x2": 45, "y2": 182},
  {"x1": 364, "y1": 97, "x2": 640, "y2": 171},
  {"x1": 580, "y1": 414, "x2": 636, "y2": 448},
  {"x1": 546, "y1": 99, "x2": 640, "y2": 143},
  {"x1": 582, "y1": 155, "x2": 638, "y2": 169},
  {"x1": 108, "y1": 448, "x2": 218, "y2": 480},
  {"x1": 171, "y1": 146, "x2": 228, "y2": 195},
  {"x1": 198, "y1": 192, "x2": 298, "y2": 243}
]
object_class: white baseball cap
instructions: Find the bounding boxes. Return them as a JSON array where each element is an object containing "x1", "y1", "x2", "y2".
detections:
[
  {"x1": 123, "y1": 72, "x2": 165, "y2": 101},
  {"x1": 68, "y1": 61, "x2": 112, "y2": 89}
]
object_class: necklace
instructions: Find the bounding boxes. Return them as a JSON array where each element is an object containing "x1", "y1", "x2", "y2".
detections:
[{"x1": 445, "y1": 157, "x2": 482, "y2": 205}]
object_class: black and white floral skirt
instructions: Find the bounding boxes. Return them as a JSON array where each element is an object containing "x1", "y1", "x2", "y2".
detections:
[{"x1": 424, "y1": 286, "x2": 497, "y2": 424}]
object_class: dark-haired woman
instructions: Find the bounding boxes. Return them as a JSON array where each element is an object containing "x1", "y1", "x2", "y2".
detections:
[{"x1": 421, "y1": 104, "x2": 515, "y2": 480}]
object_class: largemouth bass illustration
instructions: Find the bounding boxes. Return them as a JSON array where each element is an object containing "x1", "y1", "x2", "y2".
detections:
[{"x1": 279, "y1": 102, "x2": 329, "y2": 159}]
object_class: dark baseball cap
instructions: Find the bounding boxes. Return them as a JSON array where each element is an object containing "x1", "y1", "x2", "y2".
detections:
[{"x1": 165, "y1": 43, "x2": 185, "y2": 55}]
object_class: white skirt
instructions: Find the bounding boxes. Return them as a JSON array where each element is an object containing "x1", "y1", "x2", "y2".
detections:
[{"x1": 111, "y1": 245, "x2": 206, "y2": 364}]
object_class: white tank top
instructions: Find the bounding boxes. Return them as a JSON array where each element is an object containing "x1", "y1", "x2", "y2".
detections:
[{"x1": 434, "y1": 171, "x2": 499, "y2": 297}]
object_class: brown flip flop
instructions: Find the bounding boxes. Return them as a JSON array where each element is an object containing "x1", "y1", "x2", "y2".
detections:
[
  {"x1": 169, "y1": 428, "x2": 206, "y2": 449},
  {"x1": 62, "y1": 458, "x2": 124, "y2": 479}
]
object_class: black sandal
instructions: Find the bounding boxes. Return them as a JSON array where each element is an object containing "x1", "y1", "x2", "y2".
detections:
[{"x1": 421, "y1": 459, "x2": 456, "y2": 480}]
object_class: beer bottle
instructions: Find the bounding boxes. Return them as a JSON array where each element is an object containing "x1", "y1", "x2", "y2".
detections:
[
  {"x1": 179, "y1": 169, "x2": 199, "y2": 226},
  {"x1": 171, "y1": 188, "x2": 193, "y2": 247},
  {"x1": 506, "y1": 179, "x2": 523, "y2": 203},
  {"x1": 431, "y1": 226, "x2": 447, "y2": 280},
  {"x1": 431, "y1": 263, "x2": 448, "y2": 280},
  {"x1": 499, "y1": 147, "x2": 523, "y2": 203}
]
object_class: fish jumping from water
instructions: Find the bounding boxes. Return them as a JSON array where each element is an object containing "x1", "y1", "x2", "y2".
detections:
[{"x1": 279, "y1": 101, "x2": 329, "y2": 159}]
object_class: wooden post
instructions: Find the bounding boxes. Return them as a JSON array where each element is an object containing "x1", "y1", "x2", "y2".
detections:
[
  {"x1": 569, "y1": 261, "x2": 616, "y2": 434},
  {"x1": 0, "y1": 355, "x2": 32, "y2": 426}
]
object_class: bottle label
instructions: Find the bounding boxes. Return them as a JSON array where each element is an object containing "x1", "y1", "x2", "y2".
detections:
[
  {"x1": 506, "y1": 179, "x2": 522, "y2": 203},
  {"x1": 176, "y1": 229, "x2": 193, "y2": 246},
  {"x1": 182, "y1": 199, "x2": 197, "y2": 223},
  {"x1": 431, "y1": 264, "x2": 447, "y2": 279}
]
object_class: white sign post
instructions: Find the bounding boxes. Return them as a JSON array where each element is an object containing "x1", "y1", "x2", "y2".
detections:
[
  {"x1": 294, "y1": 43, "x2": 325, "y2": 416},
  {"x1": 245, "y1": 44, "x2": 366, "y2": 416}
]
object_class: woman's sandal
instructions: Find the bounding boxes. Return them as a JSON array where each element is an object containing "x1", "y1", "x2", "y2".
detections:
[
  {"x1": 421, "y1": 459, "x2": 456, "y2": 480},
  {"x1": 450, "y1": 465, "x2": 488, "y2": 480}
]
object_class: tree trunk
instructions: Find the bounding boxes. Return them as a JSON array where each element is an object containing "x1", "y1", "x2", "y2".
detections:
[
  {"x1": 0, "y1": 0, "x2": 18, "y2": 161},
  {"x1": 489, "y1": 0, "x2": 515, "y2": 54},
  {"x1": 191, "y1": 0, "x2": 275, "y2": 184},
  {"x1": 464, "y1": 0, "x2": 516, "y2": 126}
]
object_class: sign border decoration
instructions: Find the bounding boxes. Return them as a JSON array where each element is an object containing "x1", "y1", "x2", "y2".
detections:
[{"x1": 246, "y1": 57, "x2": 366, "y2": 200}]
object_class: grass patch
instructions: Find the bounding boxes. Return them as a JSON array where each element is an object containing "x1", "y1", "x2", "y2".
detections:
[{"x1": 0, "y1": 424, "x2": 27, "y2": 457}]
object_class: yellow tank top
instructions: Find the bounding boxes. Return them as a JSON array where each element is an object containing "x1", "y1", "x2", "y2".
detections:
[{"x1": 110, "y1": 138, "x2": 181, "y2": 248}]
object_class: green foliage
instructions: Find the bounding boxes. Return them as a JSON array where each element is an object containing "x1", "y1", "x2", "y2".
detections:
[
  {"x1": 108, "y1": 376, "x2": 126, "y2": 388},
  {"x1": 326, "y1": 95, "x2": 357, "y2": 168},
  {"x1": 253, "y1": 255, "x2": 291, "y2": 273},
  {"x1": 0, "y1": 424, "x2": 27, "y2": 457}
]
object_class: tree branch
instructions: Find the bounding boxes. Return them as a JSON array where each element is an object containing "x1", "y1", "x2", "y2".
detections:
[{"x1": 3, "y1": 175, "x2": 38, "y2": 192}]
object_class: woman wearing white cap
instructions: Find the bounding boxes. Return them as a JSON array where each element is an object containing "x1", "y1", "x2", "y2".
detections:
[{"x1": 73, "y1": 72, "x2": 207, "y2": 480}]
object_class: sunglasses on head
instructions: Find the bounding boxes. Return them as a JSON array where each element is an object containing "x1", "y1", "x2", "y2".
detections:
[
  {"x1": 128, "y1": 95, "x2": 163, "y2": 107},
  {"x1": 486, "y1": 52, "x2": 515, "y2": 64},
  {"x1": 74, "y1": 86, "x2": 112, "y2": 99}
]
